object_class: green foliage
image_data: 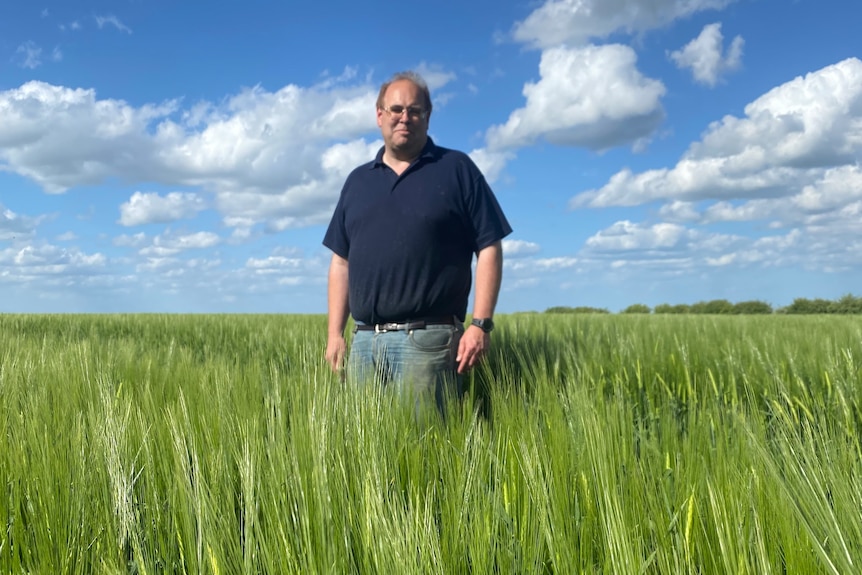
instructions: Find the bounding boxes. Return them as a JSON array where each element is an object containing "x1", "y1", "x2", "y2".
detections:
[
  {"x1": 621, "y1": 303, "x2": 651, "y2": 314},
  {"x1": 654, "y1": 303, "x2": 691, "y2": 314},
  {"x1": 780, "y1": 297, "x2": 835, "y2": 314},
  {"x1": 832, "y1": 293, "x2": 862, "y2": 313},
  {"x1": 2, "y1": 313, "x2": 862, "y2": 573},
  {"x1": 731, "y1": 300, "x2": 774, "y2": 314},
  {"x1": 689, "y1": 299, "x2": 735, "y2": 314},
  {"x1": 544, "y1": 305, "x2": 610, "y2": 314},
  {"x1": 779, "y1": 294, "x2": 862, "y2": 314}
]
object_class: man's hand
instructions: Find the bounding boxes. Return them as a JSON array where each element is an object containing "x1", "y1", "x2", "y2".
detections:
[
  {"x1": 456, "y1": 325, "x2": 490, "y2": 374},
  {"x1": 325, "y1": 334, "x2": 347, "y2": 374}
]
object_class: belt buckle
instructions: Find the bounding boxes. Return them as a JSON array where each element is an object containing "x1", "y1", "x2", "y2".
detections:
[{"x1": 374, "y1": 323, "x2": 386, "y2": 334}]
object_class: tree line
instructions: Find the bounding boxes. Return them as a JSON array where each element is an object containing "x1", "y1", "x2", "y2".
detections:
[{"x1": 543, "y1": 294, "x2": 862, "y2": 315}]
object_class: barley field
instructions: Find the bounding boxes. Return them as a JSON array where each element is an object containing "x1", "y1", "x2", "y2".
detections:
[{"x1": 0, "y1": 313, "x2": 860, "y2": 574}]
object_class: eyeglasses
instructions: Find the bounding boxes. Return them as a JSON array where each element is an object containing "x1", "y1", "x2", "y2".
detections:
[{"x1": 381, "y1": 105, "x2": 428, "y2": 120}]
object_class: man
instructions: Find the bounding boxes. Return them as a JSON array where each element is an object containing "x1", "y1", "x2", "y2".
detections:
[{"x1": 323, "y1": 71, "x2": 511, "y2": 408}]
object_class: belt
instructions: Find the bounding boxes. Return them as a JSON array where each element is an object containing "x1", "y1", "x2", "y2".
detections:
[{"x1": 355, "y1": 316, "x2": 457, "y2": 333}]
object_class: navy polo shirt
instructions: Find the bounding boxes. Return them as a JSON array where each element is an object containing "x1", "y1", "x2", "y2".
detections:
[{"x1": 323, "y1": 138, "x2": 512, "y2": 324}]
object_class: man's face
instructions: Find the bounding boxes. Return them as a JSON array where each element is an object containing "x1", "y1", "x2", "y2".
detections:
[{"x1": 376, "y1": 79, "x2": 429, "y2": 156}]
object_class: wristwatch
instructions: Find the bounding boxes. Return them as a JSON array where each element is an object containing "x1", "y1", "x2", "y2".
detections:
[{"x1": 470, "y1": 318, "x2": 495, "y2": 333}]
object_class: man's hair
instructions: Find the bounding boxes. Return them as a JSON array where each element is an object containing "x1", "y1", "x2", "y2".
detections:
[{"x1": 376, "y1": 71, "x2": 433, "y2": 114}]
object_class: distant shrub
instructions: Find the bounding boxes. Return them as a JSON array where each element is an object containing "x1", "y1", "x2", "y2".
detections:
[
  {"x1": 732, "y1": 300, "x2": 773, "y2": 314},
  {"x1": 544, "y1": 306, "x2": 610, "y2": 314},
  {"x1": 702, "y1": 299, "x2": 734, "y2": 314},
  {"x1": 654, "y1": 304, "x2": 691, "y2": 314},
  {"x1": 621, "y1": 304, "x2": 651, "y2": 314},
  {"x1": 831, "y1": 294, "x2": 862, "y2": 314},
  {"x1": 688, "y1": 300, "x2": 735, "y2": 314},
  {"x1": 780, "y1": 298, "x2": 835, "y2": 314}
]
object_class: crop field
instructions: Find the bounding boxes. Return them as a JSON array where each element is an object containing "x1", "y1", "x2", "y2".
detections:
[{"x1": 0, "y1": 313, "x2": 860, "y2": 574}]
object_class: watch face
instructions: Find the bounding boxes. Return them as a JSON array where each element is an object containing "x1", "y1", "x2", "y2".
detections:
[{"x1": 473, "y1": 318, "x2": 494, "y2": 332}]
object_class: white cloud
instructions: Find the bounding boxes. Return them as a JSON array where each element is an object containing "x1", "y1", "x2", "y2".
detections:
[
  {"x1": 0, "y1": 82, "x2": 177, "y2": 193},
  {"x1": 412, "y1": 62, "x2": 457, "y2": 92},
  {"x1": 485, "y1": 45, "x2": 665, "y2": 151},
  {"x1": 507, "y1": 256, "x2": 580, "y2": 272},
  {"x1": 657, "y1": 201, "x2": 702, "y2": 222},
  {"x1": 95, "y1": 15, "x2": 132, "y2": 34},
  {"x1": 113, "y1": 232, "x2": 147, "y2": 248},
  {"x1": 670, "y1": 23, "x2": 744, "y2": 86},
  {"x1": 0, "y1": 77, "x2": 383, "y2": 230},
  {"x1": 0, "y1": 244, "x2": 106, "y2": 278},
  {"x1": 138, "y1": 231, "x2": 220, "y2": 257},
  {"x1": 469, "y1": 148, "x2": 514, "y2": 184},
  {"x1": 503, "y1": 239, "x2": 541, "y2": 257},
  {"x1": 119, "y1": 191, "x2": 207, "y2": 226},
  {"x1": 246, "y1": 255, "x2": 304, "y2": 271},
  {"x1": 14, "y1": 42, "x2": 43, "y2": 69},
  {"x1": 700, "y1": 165, "x2": 862, "y2": 225},
  {"x1": 585, "y1": 221, "x2": 690, "y2": 251},
  {"x1": 0, "y1": 205, "x2": 39, "y2": 240},
  {"x1": 705, "y1": 229, "x2": 803, "y2": 267},
  {"x1": 512, "y1": 0, "x2": 737, "y2": 49},
  {"x1": 213, "y1": 139, "x2": 381, "y2": 230},
  {"x1": 570, "y1": 58, "x2": 862, "y2": 208}
]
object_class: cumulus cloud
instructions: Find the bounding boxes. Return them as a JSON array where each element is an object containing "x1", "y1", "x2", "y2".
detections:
[
  {"x1": 700, "y1": 165, "x2": 862, "y2": 225},
  {"x1": 670, "y1": 23, "x2": 744, "y2": 86},
  {"x1": 512, "y1": 0, "x2": 737, "y2": 49},
  {"x1": 564, "y1": 57, "x2": 862, "y2": 280},
  {"x1": 469, "y1": 148, "x2": 514, "y2": 184},
  {"x1": 0, "y1": 75, "x2": 383, "y2": 230},
  {"x1": 119, "y1": 191, "x2": 207, "y2": 226},
  {"x1": 507, "y1": 256, "x2": 580, "y2": 272},
  {"x1": 412, "y1": 62, "x2": 457, "y2": 91},
  {"x1": 213, "y1": 138, "x2": 381, "y2": 231},
  {"x1": 657, "y1": 201, "x2": 702, "y2": 222},
  {"x1": 585, "y1": 221, "x2": 692, "y2": 251},
  {"x1": 113, "y1": 232, "x2": 147, "y2": 248},
  {"x1": 570, "y1": 58, "x2": 862, "y2": 208},
  {"x1": 566, "y1": 218, "x2": 820, "y2": 278},
  {"x1": 704, "y1": 229, "x2": 803, "y2": 267},
  {"x1": 246, "y1": 255, "x2": 305, "y2": 271},
  {"x1": 0, "y1": 244, "x2": 105, "y2": 278},
  {"x1": 0, "y1": 205, "x2": 39, "y2": 240},
  {"x1": 485, "y1": 45, "x2": 665, "y2": 152},
  {"x1": 238, "y1": 250, "x2": 325, "y2": 289},
  {"x1": 503, "y1": 239, "x2": 541, "y2": 257},
  {"x1": 0, "y1": 82, "x2": 177, "y2": 193},
  {"x1": 138, "y1": 230, "x2": 220, "y2": 257}
]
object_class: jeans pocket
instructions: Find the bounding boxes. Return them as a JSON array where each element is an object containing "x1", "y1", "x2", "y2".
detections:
[{"x1": 408, "y1": 327, "x2": 455, "y2": 352}]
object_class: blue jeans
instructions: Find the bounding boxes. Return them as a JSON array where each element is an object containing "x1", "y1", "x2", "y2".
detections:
[{"x1": 347, "y1": 322, "x2": 464, "y2": 413}]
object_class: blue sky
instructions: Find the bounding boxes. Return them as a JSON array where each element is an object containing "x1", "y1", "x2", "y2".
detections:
[{"x1": 1, "y1": 0, "x2": 860, "y2": 313}]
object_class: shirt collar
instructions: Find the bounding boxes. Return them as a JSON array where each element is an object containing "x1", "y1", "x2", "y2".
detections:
[{"x1": 370, "y1": 137, "x2": 437, "y2": 169}]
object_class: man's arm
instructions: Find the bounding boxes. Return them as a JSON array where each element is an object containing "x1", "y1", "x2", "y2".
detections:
[
  {"x1": 457, "y1": 240, "x2": 503, "y2": 374},
  {"x1": 325, "y1": 253, "x2": 350, "y2": 373}
]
